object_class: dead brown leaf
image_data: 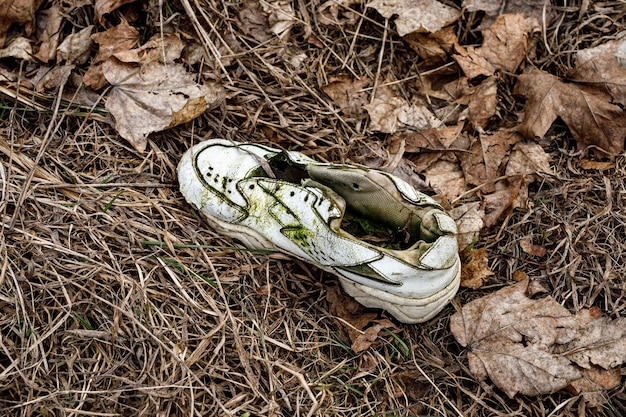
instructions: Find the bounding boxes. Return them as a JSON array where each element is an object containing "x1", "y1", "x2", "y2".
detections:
[
  {"x1": 454, "y1": 14, "x2": 538, "y2": 79},
  {"x1": 83, "y1": 20, "x2": 140, "y2": 90},
  {"x1": 460, "y1": 247, "x2": 494, "y2": 289},
  {"x1": 449, "y1": 202, "x2": 484, "y2": 251},
  {"x1": 318, "y1": 0, "x2": 360, "y2": 26},
  {"x1": 237, "y1": 0, "x2": 272, "y2": 42},
  {"x1": 326, "y1": 285, "x2": 400, "y2": 352},
  {"x1": 569, "y1": 36, "x2": 626, "y2": 107},
  {"x1": 56, "y1": 25, "x2": 93, "y2": 65},
  {"x1": 95, "y1": 0, "x2": 137, "y2": 23},
  {"x1": 368, "y1": 0, "x2": 460, "y2": 36},
  {"x1": 364, "y1": 85, "x2": 441, "y2": 133},
  {"x1": 463, "y1": 0, "x2": 550, "y2": 29},
  {"x1": 405, "y1": 26, "x2": 457, "y2": 66},
  {"x1": 505, "y1": 141, "x2": 552, "y2": 177},
  {"x1": 35, "y1": 64, "x2": 74, "y2": 91},
  {"x1": 461, "y1": 130, "x2": 523, "y2": 192},
  {"x1": 519, "y1": 238, "x2": 547, "y2": 257},
  {"x1": 457, "y1": 76, "x2": 498, "y2": 128},
  {"x1": 451, "y1": 280, "x2": 626, "y2": 400},
  {"x1": 423, "y1": 159, "x2": 466, "y2": 203},
  {"x1": 113, "y1": 33, "x2": 185, "y2": 65},
  {"x1": 0, "y1": 36, "x2": 31, "y2": 60},
  {"x1": 481, "y1": 177, "x2": 523, "y2": 228},
  {"x1": 579, "y1": 160, "x2": 616, "y2": 171},
  {"x1": 514, "y1": 68, "x2": 626, "y2": 157},
  {"x1": 321, "y1": 74, "x2": 371, "y2": 117},
  {"x1": 34, "y1": 3, "x2": 63, "y2": 62},
  {"x1": 391, "y1": 123, "x2": 466, "y2": 153},
  {"x1": 0, "y1": 0, "x2": 44, "y2": 46},
  {"x1": 104, "y1": 58, "x2": 224, "y2": 152},
  {"x1": 261, "y1": 0, "x2": 295, "y2": 39}
]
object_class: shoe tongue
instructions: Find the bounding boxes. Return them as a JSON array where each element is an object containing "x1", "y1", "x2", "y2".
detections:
[{"x1": 306, "y1": 164, "x2": 423, "y2": 235}]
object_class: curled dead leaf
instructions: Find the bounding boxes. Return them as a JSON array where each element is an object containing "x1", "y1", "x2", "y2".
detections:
[
  {"x1": 318, "y1": 0, "x2": 360, "y2": 26},
  {"x1": 464, "y1": 0, "x2": 550, "y2": 29},
  {"x1": 460, "y1": 247, "x2": 494, "y2": 289},
  {"x1": 519, "y1": 238, "x2": 547, "y2": 257},
  {"x1": 0, "y1": 36, "x2": 31, "y2": 60},
  {"x1": 34, "y1": 3, "x2": 63, "y2": 62},
  {"x1": 460, "y1": 130, "x2": 523, "y2": 192},
  {"x1": 261, "y1": 0, "x2": 295, "y2": 39},
  {"x1": 237, "y1": 0, "x2": 272, "y2": 42},
  {"x1": 405, "y1": 26, "x2": 457, "y2": 66}
]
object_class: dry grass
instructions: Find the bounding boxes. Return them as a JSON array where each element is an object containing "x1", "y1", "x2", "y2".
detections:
[{"x1": 1, "y1": 0, "x2": 626, "y2": 416}]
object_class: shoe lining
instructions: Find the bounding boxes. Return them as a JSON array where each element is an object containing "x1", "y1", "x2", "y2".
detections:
[{"x1": 249, "y1": 152, "x2": 430, "y2": 251}]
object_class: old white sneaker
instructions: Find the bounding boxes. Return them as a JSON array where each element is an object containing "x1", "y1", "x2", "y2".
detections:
[{"x1": 178, "y1": 139, "x2": 461, "y2": 323}]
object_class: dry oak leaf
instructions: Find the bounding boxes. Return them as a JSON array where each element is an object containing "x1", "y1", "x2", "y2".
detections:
[
  {"x1": 0, "y1": 0, "x2": 44, "y2": 46},
  {"x1": 104, "y1": 59, "x2": 224, "y2": 152},
  {"x1": 367, "y1": 0, "x2": 460, "y2": 36},
  {"x1": 83, "y1": 20, "x2": 140, "y2": 90},
  {"x1": 570, "y1": 35, "x2": 626, "y2": 107},
  {"x1": 454, "y1": 14, "x2": 538, "y2": 79},
  {"x1": 451, "y1": 280, "x2": 626, "y2": 399},
  {"x1": 514, "y1": 68, "x2": 626, "y2": 157}
]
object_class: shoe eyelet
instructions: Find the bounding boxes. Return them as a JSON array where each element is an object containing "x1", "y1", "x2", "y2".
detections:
[{"x1": 249, "y1": 184, "x2": 255, "y2": 190}]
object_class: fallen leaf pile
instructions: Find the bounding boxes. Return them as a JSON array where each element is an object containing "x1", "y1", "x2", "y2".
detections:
[{"x1": 451, "y1": 280, "x2": 626, "y2": 404}]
